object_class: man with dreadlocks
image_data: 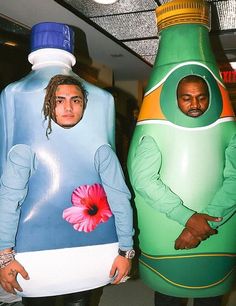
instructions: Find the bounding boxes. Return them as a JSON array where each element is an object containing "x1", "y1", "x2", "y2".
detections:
[
  {"x1": 43, "y1": 75, "x2": 88, "y2": 138},
  {"x1": 0, "y1": 22, "x2": 134, "y2": 306}
]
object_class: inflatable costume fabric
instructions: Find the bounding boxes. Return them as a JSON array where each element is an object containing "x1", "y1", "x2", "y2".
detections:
[
  {"x1": 128, "y1": 0, "x2": 236, "y2": 298},
  {"x1": 0, "y1": 22, "x2": 133, "y2": 297}
]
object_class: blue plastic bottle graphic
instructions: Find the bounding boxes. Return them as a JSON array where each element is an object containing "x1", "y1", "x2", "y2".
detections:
[
  {"x1": 0, "y1": 22, "x2": 118, "y2": 297},
  {"x1": 128, "y1": 0, "x2": 236, "y2": 298}
]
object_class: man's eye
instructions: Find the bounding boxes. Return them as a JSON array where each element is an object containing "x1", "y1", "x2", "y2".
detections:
[
  {"x1": 56, "y1": 99, "x2": 63, "y2": 104},
  {"x1": 73, "y1": 99, "x2": 83, "y2": 104}
]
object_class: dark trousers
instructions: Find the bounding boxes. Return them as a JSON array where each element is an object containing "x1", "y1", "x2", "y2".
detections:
[
  {"x1": 154, "y1": 291, "x2": 223, "y2": 306},
  {"x1": 22, "y1": 290, "x2": 91, "y2": 306}
]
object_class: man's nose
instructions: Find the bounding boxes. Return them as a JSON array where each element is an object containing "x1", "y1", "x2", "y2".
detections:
[
  {"x1": 64, "y1": 100, "x2": 73, "y2": 111},
  {"x1": 191, "y1": 97, "x2": 199, "y2": 109}
]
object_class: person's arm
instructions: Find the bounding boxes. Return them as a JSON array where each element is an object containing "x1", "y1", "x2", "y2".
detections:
[
  {"x1": 0, "y1": 144, "x2": 35, "y2": 293},
  {"x1": 176, "y1": 134, "x2": 236, "y2": 249},
  {"x1": 130, "y1": 135, "x2": 195, "y2": 225},
  {"x1": 0, "y1": 144, "x2": 35, "y2": 250},
  {"x1": 130, "y1": 136, "x2": 220, "y2": 241},
  {"x1": 94, "y1": 144, "x2": 134, "y2": 250},
  {"x1": 94, "y1": 144, "x2": 133, "y2": 284},
  {"x1": 202, "y1": 133, "x2": 236, "y2": 228}
]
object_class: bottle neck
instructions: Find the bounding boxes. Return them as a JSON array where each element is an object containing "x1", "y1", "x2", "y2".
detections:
[
  {"x1": 156, "y1": 24, "x2": 214, "y2": 66},
  {"x1": 28, "y1": 48, "x2": 76, "y2": 70},
  {"x1": 146, "y1": 23, "x2": 221, "y2": 92}
]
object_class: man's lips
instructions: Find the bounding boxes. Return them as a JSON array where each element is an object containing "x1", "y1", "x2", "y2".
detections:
[
  {"x1": 62, "y1": 114, "x2": 74, "y2": 118},
  {"x1": 187, "y1": 109, "x2": 203, "y2": 117}
]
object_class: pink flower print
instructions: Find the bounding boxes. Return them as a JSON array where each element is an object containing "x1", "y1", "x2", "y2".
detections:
[{"x1": 63, "y1": 183, "x2": 113, "y2": 232}]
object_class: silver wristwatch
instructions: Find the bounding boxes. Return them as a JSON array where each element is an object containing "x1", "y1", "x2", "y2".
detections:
[{"x1": 118, "y1": 248, "x2": 135, "y2": 259}]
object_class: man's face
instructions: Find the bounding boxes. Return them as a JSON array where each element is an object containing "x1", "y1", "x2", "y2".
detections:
[
  {"x1": 177, "y1": 80, "x2": 209, "y2": 117},
  {"x1": 54, "y1": 84, "x2": 85, "y2": 128}
]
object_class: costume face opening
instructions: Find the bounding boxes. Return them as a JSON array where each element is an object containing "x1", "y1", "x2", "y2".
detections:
[
  {"x1": 43, "y1": 74, "x2": 88, "y2": 138},
  {"x1": 54, "y1": 84, "x2": 85, "y2": 128},
  {"x1": 160, "y1": 64, "x2": 222, "y2": 128}
]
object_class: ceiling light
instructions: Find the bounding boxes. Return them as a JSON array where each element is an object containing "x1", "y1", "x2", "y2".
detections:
[
  {"x1": 92, "y1": 0, "x2": 118, "y2": 4},
  {"x1": 4, "y1": 41, "x2": 18, "y2": 47},
  {"x1": 230, "y1": 62, "x2": 236, "y2": 70}
]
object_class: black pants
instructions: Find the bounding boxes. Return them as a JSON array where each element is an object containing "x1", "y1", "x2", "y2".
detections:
[
  {"x1": 154, "y1": 291, "x2": 223, "y2": 306},
  {"x1": 22, "y1": 290, "x2": 91, "y2": 306}
]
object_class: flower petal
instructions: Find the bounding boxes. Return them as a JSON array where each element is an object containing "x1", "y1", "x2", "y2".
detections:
[
  {"x1": 63, "y1": 183, "x2": 113, "y2": 233},
  {"x1": 71, "y1": 185, "x2": 90, "y2": 206},
  {"x1": 63, "y1": 206, "x2": 85, "y2": 224}
]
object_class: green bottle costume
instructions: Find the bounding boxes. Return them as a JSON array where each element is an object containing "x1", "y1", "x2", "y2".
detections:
[{"x1": 128, "y1": 0, "x2": 236, "y2": 298}]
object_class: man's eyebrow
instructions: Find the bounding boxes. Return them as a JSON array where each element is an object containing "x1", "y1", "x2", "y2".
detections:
[
  {"x1": 178, "y1": 93, "x2": 191, "y2": 97},
  {"x1": 72, "y1": 95, "x2": 84, "y2": 99},
  {"x1": 55, "y1": 95, "x2": 83, "y2": 98}
]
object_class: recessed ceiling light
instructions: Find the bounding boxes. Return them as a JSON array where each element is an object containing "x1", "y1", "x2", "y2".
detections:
[{"x1": 93, "y1": 0, "x2": 118, "y2": 4}]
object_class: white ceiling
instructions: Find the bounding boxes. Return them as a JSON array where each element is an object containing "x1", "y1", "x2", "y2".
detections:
[{"x1": 0, "y1": 0, "x2": 152, "y2": 81}]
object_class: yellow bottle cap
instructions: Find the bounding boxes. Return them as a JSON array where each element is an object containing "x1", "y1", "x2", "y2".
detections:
[{"x1": 156, "y1": 0, "x2": 210, "y2": 32}]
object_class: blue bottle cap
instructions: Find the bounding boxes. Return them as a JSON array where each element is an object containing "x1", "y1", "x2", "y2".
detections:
[{"x1": 30, "y1": 22, "x2": 74, "y2": 53}]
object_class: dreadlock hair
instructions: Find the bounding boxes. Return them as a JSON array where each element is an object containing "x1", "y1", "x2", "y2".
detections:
[{"x1": 43, "y1": 74, "x2": 88, "y2": 138}]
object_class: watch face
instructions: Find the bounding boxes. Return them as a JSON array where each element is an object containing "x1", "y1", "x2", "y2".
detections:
[
  {"x1": 118, "y1": 249, "x2": 135, "y2": 259},
  {"x1": 127, "y1": 249, "x2": 135, "y2": 259}
]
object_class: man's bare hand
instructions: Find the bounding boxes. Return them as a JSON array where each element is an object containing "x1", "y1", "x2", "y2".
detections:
[
  {"x1": 109, "y1": 255, "x2": 131, "y2": 285},
  {"x1": 0, "y1": 260, "x2": 29, "y2": 294},
  {"x1": 186, "y1": 213, "x2": 222, "y2": 240},
  {"x1": 175, "y1": 228, "x2": 201, "y2": 250}
]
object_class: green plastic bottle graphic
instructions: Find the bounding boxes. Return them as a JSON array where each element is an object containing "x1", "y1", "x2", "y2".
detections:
[{"x1": 128, "y1": 0, "x2": 236, "y2": 298}]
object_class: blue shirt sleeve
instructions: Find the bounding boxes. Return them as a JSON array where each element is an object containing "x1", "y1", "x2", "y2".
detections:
[
  {"x1": 0, "y1": 144, "x2": 35, "y2": 250},
  {"x1": 94, "y1": 144, "x2": 134, "y2": 250}
]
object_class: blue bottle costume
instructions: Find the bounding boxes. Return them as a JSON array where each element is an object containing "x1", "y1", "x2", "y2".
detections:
[{"x1": 0, "y1": 22, "x2": 133, "y2": 297}]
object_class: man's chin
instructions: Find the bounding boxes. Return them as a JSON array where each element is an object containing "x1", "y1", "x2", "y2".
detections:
[{"x1": 60, "y1": 123, "x2": 77, "y2": 129}]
